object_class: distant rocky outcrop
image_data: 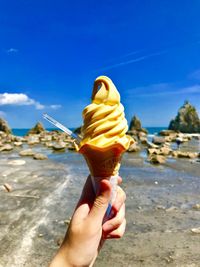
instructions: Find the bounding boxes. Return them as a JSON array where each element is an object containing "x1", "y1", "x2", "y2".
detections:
[
  {"x1": 169, "y1": 101, "x2": 200, "y2": 133},
  {"x1": 0, "y1": 118, "x2": 11, "y2": 134},
  {"x1": 128, "y1": 115, "x2": 148, "y2": 134},
  {"x1": 28, "y1": 122, "x2": 45, "y2": 135}
]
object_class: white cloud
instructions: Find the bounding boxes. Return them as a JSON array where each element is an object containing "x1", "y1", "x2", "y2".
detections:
[
  {"x1": 126, "y1": 84, "x2": 200, "y2": 98},
  {"x1": 0, "y1": 93, "x2": 44, "y2": 109},
  {"x1": 50, "y1": 104, "x2": 62, "y2": 110},
  {"x1": 96, "y1": 50, "x2": 166, "y2": 71},
  {"x1": 6, "y1": 48, "x2": 18, "y2": 54},
  {"x1": 0, "y1": 92, "x2": 62, "y2": 111}
]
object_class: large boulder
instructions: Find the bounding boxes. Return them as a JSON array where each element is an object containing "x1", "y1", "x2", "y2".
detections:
[
  {"x1": 152, "y1": 136, "x2": 165, "y2": 145},
  {"x1": 28, "y1": 122, "x2": 45, "y2": 135},
  {"x1": 127, "y1": 143, "x2": 141, "y2": 153},
  {"x1": 129, "y1": 115, "x2": 142, "y2": 131},
  {"x1": 128, "y1": 115, "x2": 148, "y2": 136},
  {"x1": 0, "y1": 144, "x2": 13, "y2": 152},
  {"x1": 169, "y1": 101, "x2": 200, "y2": 133},
  {"x1": 19, "y1": 149, "x2": 35, "y2": 156},
  {"x1": 149, "y1": 154, "x2": 166, "y2": 164},
  {"x1": 0, "y1": 118, "x2": 11, "y2": 134}
]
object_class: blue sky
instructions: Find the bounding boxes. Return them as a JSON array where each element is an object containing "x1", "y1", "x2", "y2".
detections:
[{"x1": 0, "y1": 0, "x2": 200, "y2": 128}]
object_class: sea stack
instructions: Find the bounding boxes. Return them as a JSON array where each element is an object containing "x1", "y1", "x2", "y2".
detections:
[
  {"x1": 128, "y1": 115, "x2": 148, "y2": 135},
  {"x1": 168, "y1": 101, "x2": 200, "y2": 133},
  {"x1": 0, "y1": 118, "x2": 12, "y2": 134},
  {"x1": 27, "y1": 122, "x2": 45, "y2": 135}
]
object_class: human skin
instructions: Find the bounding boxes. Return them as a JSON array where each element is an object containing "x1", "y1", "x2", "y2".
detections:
[{"x1": 49, "y1": 175, "x2": 126, "y2": 267}]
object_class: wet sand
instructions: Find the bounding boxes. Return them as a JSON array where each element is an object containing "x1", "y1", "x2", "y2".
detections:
[{"x1": 0, "y1": 144, "x2": 200, "y2": 267}]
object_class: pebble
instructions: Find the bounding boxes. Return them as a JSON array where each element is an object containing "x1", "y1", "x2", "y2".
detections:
[
  {"x1": 156, "y1": 205, "x2": 166, "y2": 210},
  {"x1": 38, "y1": 233, "x2": 44, "y2": 237},
  {"x1": 64, "y1": 218, "x2": 71, "y2": 225},
  {"x1": 191, "y1": 227, "x2": 200, "y2": 234},
  {"x1": 192, "y1": 204, "x2": 200, "y2": 210},
  {"x1": 33, "y1": 153, "x2": 48, "y2": 160},
  {"x1": 7, "y1": 159, "x2": 26, "y2": 166},
  {"x1": 56, "y1": 237, "x2": 63, "y2": 246},
  {"x1": 166, "y1": 206, "x2": 177, "y2": 212},
  {"x1": 2, "y1": 183, "x2": 12, "y2": 192}
]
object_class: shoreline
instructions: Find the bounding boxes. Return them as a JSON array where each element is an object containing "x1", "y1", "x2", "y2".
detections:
[
  {"x1": 0, "y1": 148, "x2": 200, "y2": 266},
  {"x1": 0, "y1": 130, "x2": 200, "y2": 266}
]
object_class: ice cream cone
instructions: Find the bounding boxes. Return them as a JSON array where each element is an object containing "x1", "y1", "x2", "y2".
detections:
[
  {"x1": 78, "y1": 76, "x2": 133, "y2": 215},
  {"x1": 79, "y1": 143, "x2": 126, "y2": 216},
  {"x1": 79, "y1": 143, "x2": 125, "y2": 177}
]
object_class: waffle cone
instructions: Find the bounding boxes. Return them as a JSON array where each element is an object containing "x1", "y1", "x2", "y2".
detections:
[{"x1": 79, "y1": 143, "x2": 125, "y2": 177}]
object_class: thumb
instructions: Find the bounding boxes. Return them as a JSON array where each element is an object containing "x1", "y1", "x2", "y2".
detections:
[{"x1": 89, "y1": 179, "x2": 112, "y2": 223}]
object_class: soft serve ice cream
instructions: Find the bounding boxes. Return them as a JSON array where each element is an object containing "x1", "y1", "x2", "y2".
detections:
[{"x1": 78, "y1": 76, "x2": 133, "y2": 177}]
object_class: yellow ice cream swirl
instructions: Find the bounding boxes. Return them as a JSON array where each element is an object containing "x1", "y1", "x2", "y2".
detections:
[{"x1": 80, "y1": 76, "x2": 131, "y2": 149}]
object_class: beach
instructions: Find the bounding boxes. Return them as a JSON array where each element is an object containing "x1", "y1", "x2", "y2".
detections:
[{"x1": 0, "y1": 134, "x2": 200, "y2": 267}]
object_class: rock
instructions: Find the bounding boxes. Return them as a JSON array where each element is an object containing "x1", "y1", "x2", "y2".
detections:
[
  {"x1": 8, "y1": 159, "x2": 26, "y2": 165},
  {"x1": 159, "y1": 147, "x2": 172, "y2": 156},
  {"x1": 156, "y1": 205, "x2": 166, "y2": 210},
  {"x1": 129, "y1": 115, "x2": 142, "y2": 130},
  {"x1": 56, "y1": 237, "x2": 63, "y2": 246},
  {"x1": 149, "y1": 154, "x2": 166, "y2": 164},
  {"x1": 152, "y1": 136, "x2": 165, "y2": 145},
  {"x1": 192, "y1": 204, "x2": 200, "y2": 210},
  {"x1": 14, "y1": 141, "x2": 23, "y2": 146},
  {"x1": 0, "y1": 144, "x2": 13, "y2": 152},
  {"x1": 147, "y1": 148, "x2": 158, "y2": 155},
  {"x1": 52, "y1": 142, "x2": 66, "y2": 151},
  {"x1": 45, "y1": 142, "x2": 54, "y2": 148},
  {"x1": 127, "y1": 143, "x2": 141, "y2": 153},
  {"x1": 159, "y1": 130, "x2": 178, "y2": 136},
  {"x1": 3, "y1": 183, "x2": 12, "y2": 192},
  {"x1": 192, "y1": 135, "x2": 200, "y2": 140},
  {"x1": 171, "y1": 151, "x2": 178, "y2": 158},
  {"x1": 166, "y1": 206, "x2": 177, "y2": 212},
  {"x1": 27, "y1": 136, "x2": 40, "y2": 145},
  {"x1": 33, "y1": 153, "x2": 48, "y2": 160},
  {"x1": 164, "y1": 135, "x2": 177, "y2": 142},
  {"x1": 0, "y1": 118, "x2": 11, "y2": 134},
  {"x1": 191, "y1": 227, "x2": 200, "y2": 234},
  {"x1": 147, "y1": 142, "x2": 159, "y2": 149},
  {"x1": 64, "y1": 219, "x2": 71, "y2": 225},
  {"x1": 172, "y1": 151, "x2": 198, "y2": 159},
  {"x1": 139, "y1": 137, "x2": 148, "y2": 145},
  {"x1": 19, "y1": 149, "x2": 35, "y2": 156},
  {"x1": 129, "y1": 115, "x2": 148, "y2": 134},
  {"x1": 38, "y1": 233, "x2": 44, "y2": 237},
  {"x1": 40, "y1": 135, "x2": 52, "y2": 142},
  {"x1": 28, "y1": 122, "x2": 45, "y2": 135},
  {"x1": 169, "y1": 101, "x2": 200, "y2": 133},
  {"x1": 67, "y1": 144, "x2": 76, "y2": 151}
]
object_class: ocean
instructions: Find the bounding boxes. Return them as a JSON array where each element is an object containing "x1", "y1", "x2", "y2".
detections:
[{"x1": 12, "y1": 127, "x2": 167, "y2": 137}]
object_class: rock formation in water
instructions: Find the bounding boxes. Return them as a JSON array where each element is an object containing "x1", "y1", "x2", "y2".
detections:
[
  {"x1": 0, "y1": 118, "x2": 11, "y2": 134},
  {"x1": 128, "y1": 115, "x2": 148, "y2": 134},
  {"x1": 168, "y1": 101, "x2": 200, "y2": 133},
  {"x1": 28, "y1": 122, "x2": 45, "y2": 135}
]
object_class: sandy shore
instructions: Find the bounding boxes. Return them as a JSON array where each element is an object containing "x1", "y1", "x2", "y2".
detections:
[{"x1": 0, "y1": 144, "x2": 200, "y2": 267}]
